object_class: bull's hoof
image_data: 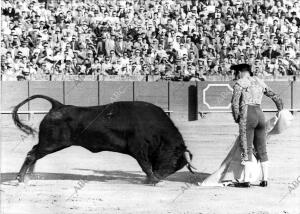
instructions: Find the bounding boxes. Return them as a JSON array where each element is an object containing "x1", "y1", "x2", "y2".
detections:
[
  {"x1": 144, "y1": 176, "x2": 160, "y2": 185},
  {"x1": 16, "y1": 174, "x2": 24, "y2": 183},
  {"x1": 154, "y1": 180, "x2": 167, "y2": 187}
]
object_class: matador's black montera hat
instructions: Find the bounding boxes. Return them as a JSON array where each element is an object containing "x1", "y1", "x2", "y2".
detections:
[{"x1": 230, "y1": 63, "x2": 253, "y2": 79}]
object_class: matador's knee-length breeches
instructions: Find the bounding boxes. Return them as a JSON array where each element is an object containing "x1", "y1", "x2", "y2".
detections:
[{"x1": 239, "y1": 105, "x2": 268, "y2": 162}]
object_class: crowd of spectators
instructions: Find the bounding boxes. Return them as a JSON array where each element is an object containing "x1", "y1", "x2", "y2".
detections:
[{"x1": 1, "y1": 0, "x2": 300, "y2": 81}]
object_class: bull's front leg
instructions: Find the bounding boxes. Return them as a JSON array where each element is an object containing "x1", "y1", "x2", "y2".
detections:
[
  {"x1": 136, "y1": 159, "x2": 160, "y2": 184},
  {"x1": 128, "y1": 137, "x2": 160, "y2": 184}
]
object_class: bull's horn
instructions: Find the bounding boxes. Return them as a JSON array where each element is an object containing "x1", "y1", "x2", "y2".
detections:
[
  {"x1": 187, "y1": 165, "x2": 195, "y2": 174},
  {"x1": 184, "y1": 151, "x2": 197, "y2": 173}
]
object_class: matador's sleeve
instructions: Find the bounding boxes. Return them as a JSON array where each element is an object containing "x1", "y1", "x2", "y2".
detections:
[
  {"x1": 255, "y1": 77, "x2": 284, "y2": 111},
  {"x1": 231, "y1": 83, "x2": 242, "y2": 123},
  {"x1": 264, "y1": 86, "x2": 284, "y2": 111}
]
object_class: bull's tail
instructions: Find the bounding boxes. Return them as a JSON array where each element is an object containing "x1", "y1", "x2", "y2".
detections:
[
  {"x1": 12, "y1": 95, "x2": 63, "y2": 135},
  {"x1": 184, "y1": 149, "x2": 197, "y2": 174}
]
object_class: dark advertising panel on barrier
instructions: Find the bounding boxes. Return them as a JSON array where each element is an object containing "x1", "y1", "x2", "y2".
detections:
[
  {"x1": 169, "y1": 82, "x2": 197, "y2": 121},
  {"x1": 29, "y1": 81, "x2": 64, "y2": 111},
  {"x1": 99, "y1": 82, "x2": 133, "y2": 105},
  {"x1": 64, "y1": 81, "x2": 98, "y2": 106},
  {"x1": 134, "y1": 82, "x2": 168, "y2": 110},
  {"x1": 1, "y1": 81, "x2": 28, "y2": 112}
]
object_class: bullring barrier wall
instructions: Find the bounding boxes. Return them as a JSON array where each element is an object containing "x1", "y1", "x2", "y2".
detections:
[{"x1": 1, "y1": 81, "x2": 298, "y2": 122}]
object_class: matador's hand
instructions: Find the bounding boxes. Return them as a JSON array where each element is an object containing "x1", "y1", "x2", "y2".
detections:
[{"x1": 234, "y1": 116, "x2": 240, "y2": 123}]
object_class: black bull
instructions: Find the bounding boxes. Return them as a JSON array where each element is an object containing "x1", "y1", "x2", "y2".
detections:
[{"x1": 12, "y1": 95, "x2": 196, "y2": 184}]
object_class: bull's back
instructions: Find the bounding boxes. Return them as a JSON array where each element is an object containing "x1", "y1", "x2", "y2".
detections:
[
  {"x1": 40, "y1": 101, "x2": 183, "y2": 151},
  {"x1": 116, "y1": 101, "x2": 175, "y2": 130},
  {"x1": 71, "y1": 101, "x2": 170, "y2": 126},
  {"x1": 42, "y1": 101, "x2": 177, "y2": 134}
]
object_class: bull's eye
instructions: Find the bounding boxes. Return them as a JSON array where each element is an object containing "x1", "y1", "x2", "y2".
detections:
[{"x1": 105, "y1": 112, "x2": 113, "y2": 119}]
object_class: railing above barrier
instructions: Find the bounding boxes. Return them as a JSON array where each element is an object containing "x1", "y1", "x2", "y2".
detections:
[
  {"x1": 1, "y1": 74, "x2": 298, "y2": 82},
  {"x1": 198, "y1": 109, "x2": 300, "y2": 118},
  {"x1": 0, "y1": 110, "x2": 174, "y2": 118}
]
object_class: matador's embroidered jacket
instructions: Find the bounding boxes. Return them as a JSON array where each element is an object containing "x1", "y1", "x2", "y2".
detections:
[{"x1": 231, "y1": 76, "x2": 283, "y2": 161}]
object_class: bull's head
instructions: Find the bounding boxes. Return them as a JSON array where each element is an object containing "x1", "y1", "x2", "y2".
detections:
[{"x1": 152, "y1": 147, "x2": 197, "y2": 179}]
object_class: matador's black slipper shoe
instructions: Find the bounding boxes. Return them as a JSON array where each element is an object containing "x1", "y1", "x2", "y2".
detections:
[
  {"x1": 259, "y1": 181, "x2": 268, "y2": 187},
  {"x1": 234, "y1": 182, "x2": 251, "y2": 188}
]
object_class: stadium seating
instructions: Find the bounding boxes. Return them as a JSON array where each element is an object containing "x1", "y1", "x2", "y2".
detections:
[{"x1": 1, "y1": 0, "x2": 300, "y2": 81}]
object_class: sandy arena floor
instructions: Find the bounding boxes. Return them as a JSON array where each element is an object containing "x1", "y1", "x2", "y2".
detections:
[{"x1": 0, "y1": 113, "x2": 299, "y2": 214}]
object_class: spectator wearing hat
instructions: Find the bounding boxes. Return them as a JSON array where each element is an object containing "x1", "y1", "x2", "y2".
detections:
[
  {"x1": 262, "y1": 44, "x2": 281, "y2": 59},
  {"x1": 115, "y1": 36, "x2": 126, "y2": 56},
  {"x1": 1, "y1": 0, "x2": 300, "y2": 81},
  {"x1": 105, "y1": 34, "x2": 115, "y2": 56}
]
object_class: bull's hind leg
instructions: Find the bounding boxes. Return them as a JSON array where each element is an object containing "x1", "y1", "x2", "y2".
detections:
[
  {"x1": 16, "y1": 119, "x2": 72, "y2": 183},
  {"x1": 16, "y1": 142, "x2": 70, "y2": 182},
  {"x1": 16, "y1": 145, "x2": 39, "y2": 182},
  {"x1": 27, "y1": 160, "x2": 36, "y2": 174}
]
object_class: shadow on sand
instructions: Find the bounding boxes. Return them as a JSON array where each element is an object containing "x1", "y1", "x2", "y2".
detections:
[{"x1": 0, "y1": 170, "x2": 210, "y2": 185}]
